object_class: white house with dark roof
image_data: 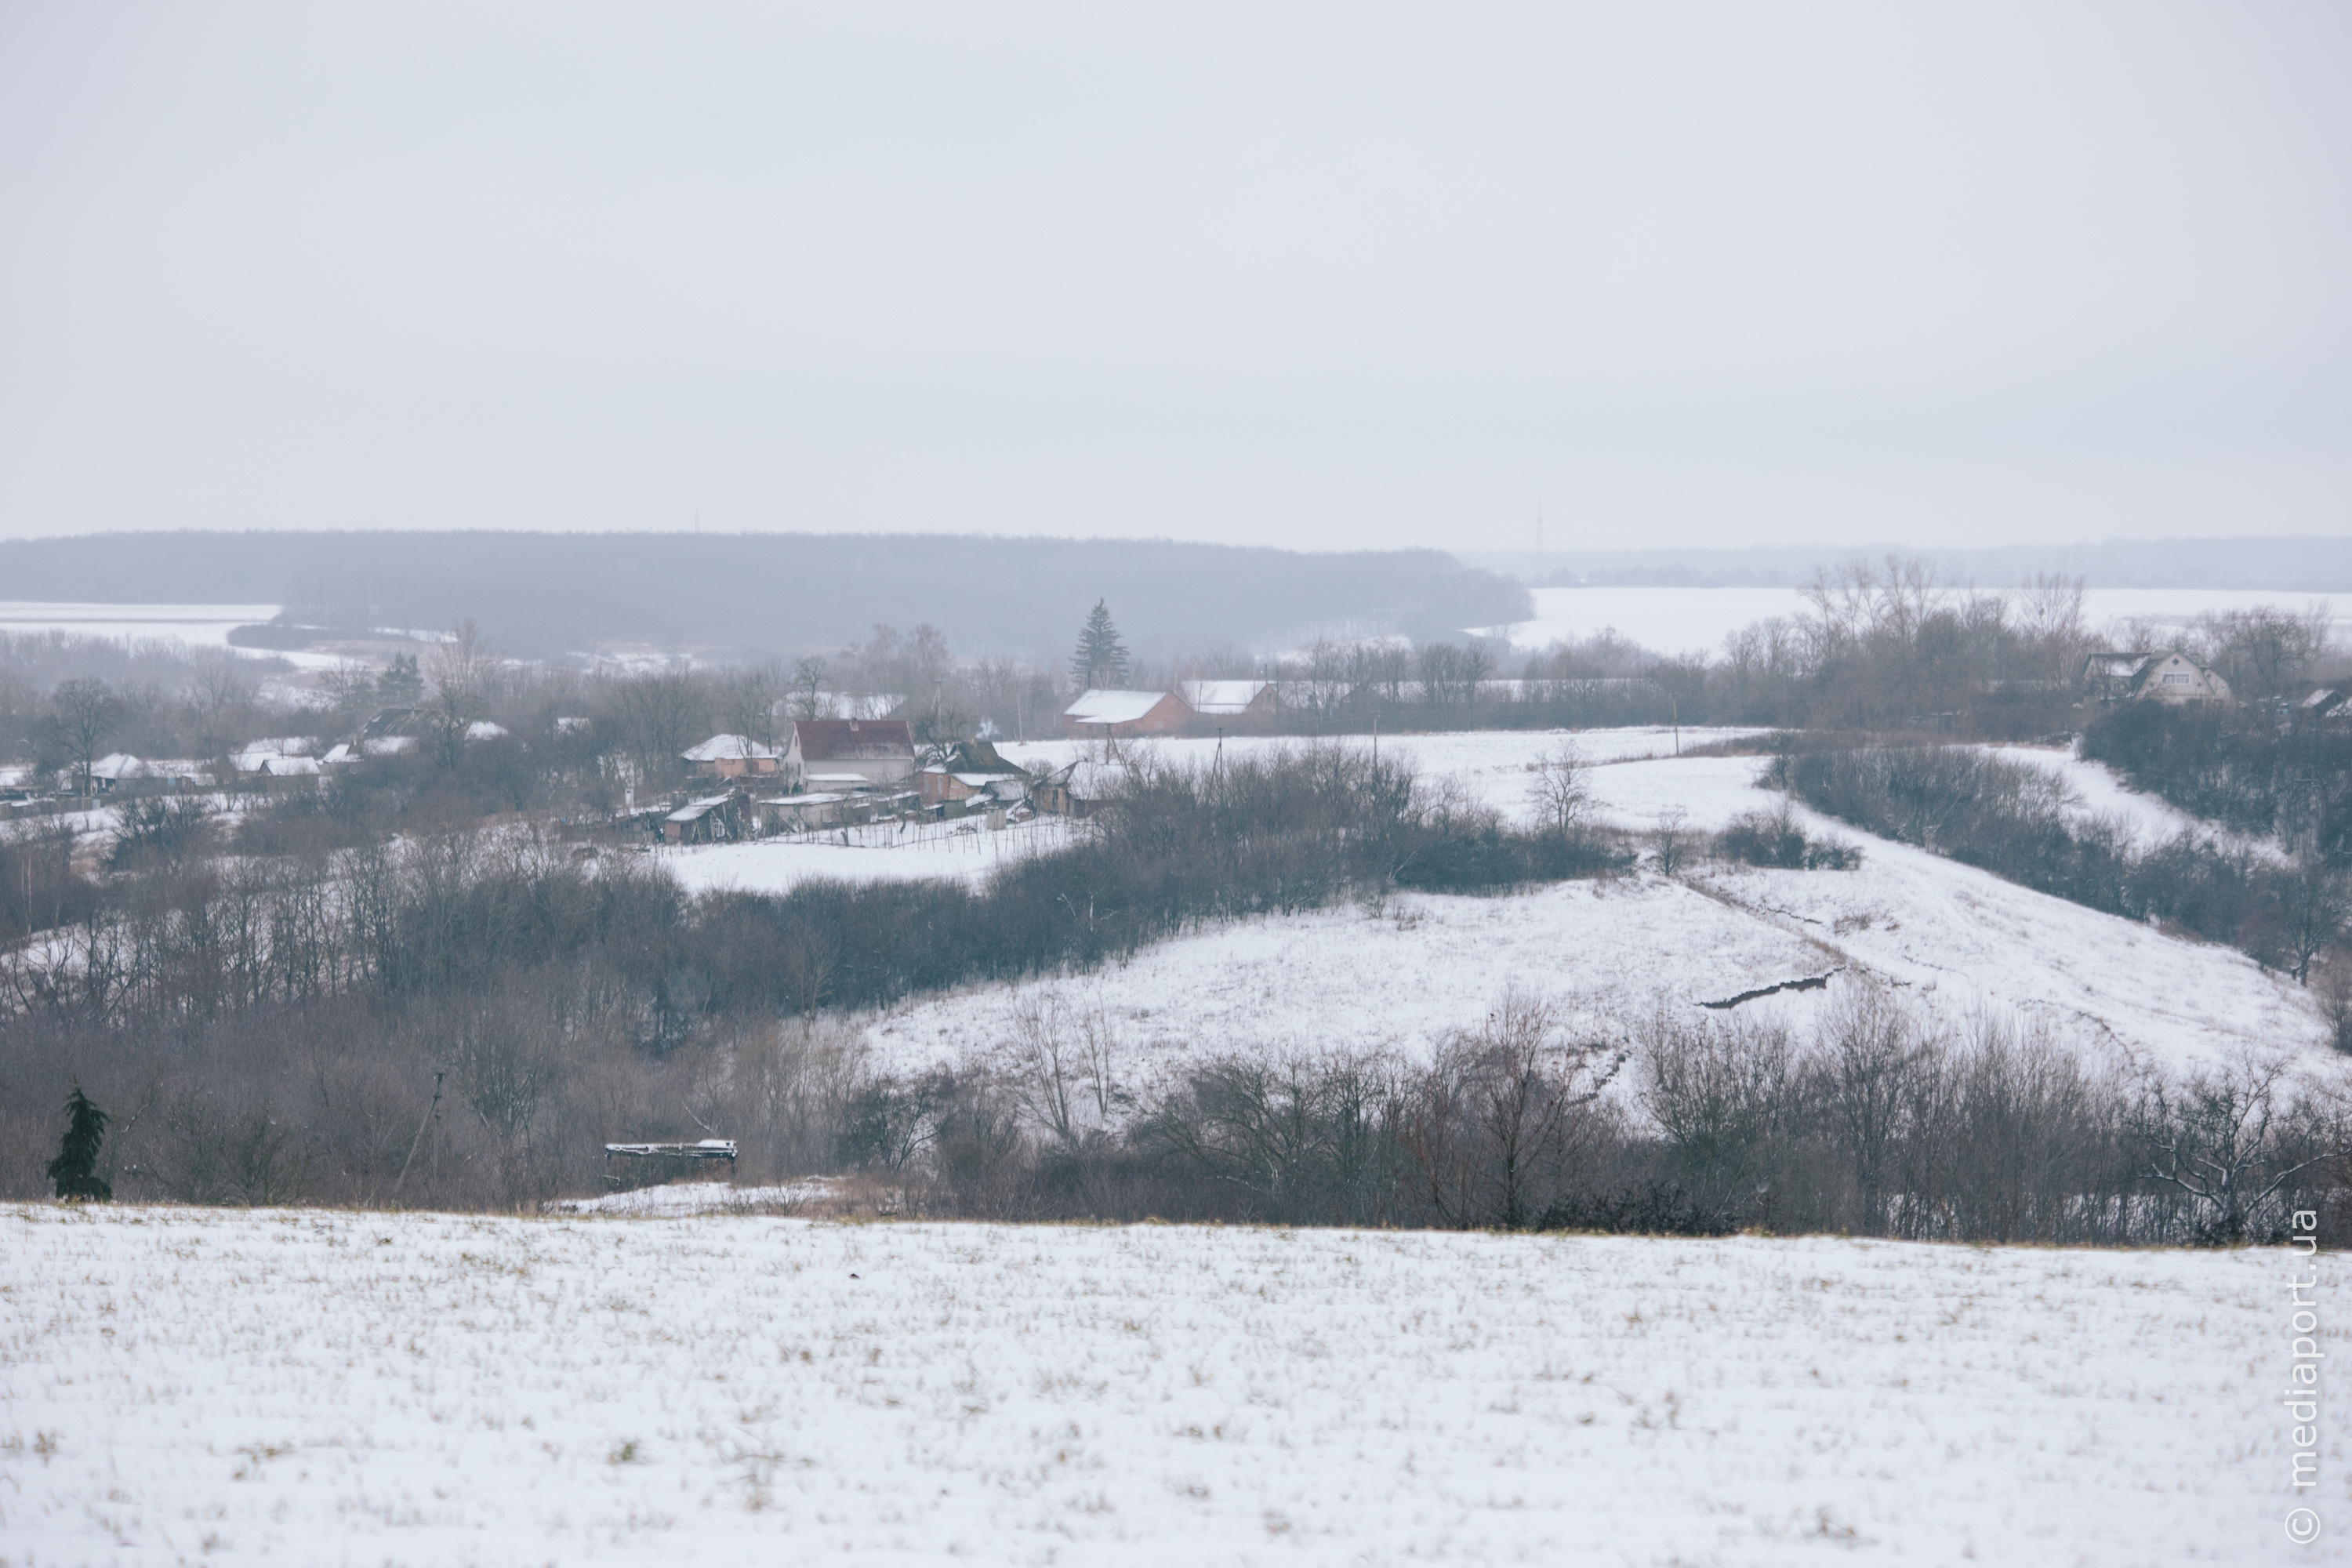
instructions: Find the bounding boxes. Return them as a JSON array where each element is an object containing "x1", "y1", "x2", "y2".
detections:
[{"x1": 2082, "y1": 650, "x2": 2232, "y2": 704}]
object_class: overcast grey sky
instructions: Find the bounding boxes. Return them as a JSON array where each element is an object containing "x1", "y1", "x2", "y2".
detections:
[{"x1": 2, "y1": 3, "x2": 2346, "y2": 554}]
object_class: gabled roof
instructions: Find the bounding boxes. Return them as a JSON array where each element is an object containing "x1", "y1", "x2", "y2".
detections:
[
  {"x1": 89, "y1": 753, "x2": 144, "y2": 781},
  {"x1": 794, "y1": 718, "x2": 915, "y2": 760},
  {"x1": 1064, "y1": 689, "x2": 1186, "y2": 725},
  {"x1": 682, "y1": 732, "x2": 778, "y2": 762},
  {"x1": 926, "y1": 739, "x2": 1026, "y2": 776},
  {"x1": 1178, "y1": 680, "x2": 1271, "y2": 714},
  {"x1": 666, "y1": 793, "x2": 738, "y2": 822}
]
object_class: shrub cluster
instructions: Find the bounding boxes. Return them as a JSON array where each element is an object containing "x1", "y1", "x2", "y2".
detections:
[
  {"x1": 896, "y1": 987, "x2": 2352, "y2": 1247},
  {"x1": 1774, "y1": 742, "x2": 2349, "y2": 987}
]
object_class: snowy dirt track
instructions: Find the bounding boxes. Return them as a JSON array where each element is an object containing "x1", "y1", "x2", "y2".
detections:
[{"x1": 2, "y1": 1205, "x2": 2339, "y2": 1566}]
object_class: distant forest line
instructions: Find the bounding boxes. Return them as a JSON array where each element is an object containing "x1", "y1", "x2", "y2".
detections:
[{"x1": 0, "y1": 531, "x2": 1530, "y2": 662}]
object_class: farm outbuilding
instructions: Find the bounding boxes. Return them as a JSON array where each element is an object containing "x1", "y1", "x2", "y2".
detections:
[
  {"x1": 1062, "y1": 689, "x2": 1192, "y2": 737},
  {"x1": 682, "y1": 732, "x2": 790, "y2": 782}
]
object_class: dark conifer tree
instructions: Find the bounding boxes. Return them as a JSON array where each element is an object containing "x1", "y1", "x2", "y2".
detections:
[
  {"x1": 1069, "y1": 600, "x2": 1130, "y2": 691},
  {"x1": 48, "y1": 1085, "x2": 112, "y2": 1201}
]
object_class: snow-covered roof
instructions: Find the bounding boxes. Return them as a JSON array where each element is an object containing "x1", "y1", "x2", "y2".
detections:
[
  {"x1": 89, "y1": 753, "x2": 145, "y2": 781},
  {"x1": 466, "y1": 720, "x2": 510, "y2": 742},
  {"x1": 0, "y1": 763, "x2": 35, "y2": 789},
  {"x1": 806, "y1": 771, "x2": 884, "y2": 786},
  {"x1": 361, "y1": 736, "x2": 416, "y2": 757},
  {"x1": 1178, "y1": 681, "x2": 1270, "y2": 715},
  {"x1": 554, "y1": 716, "x2": 592, "y2": 734},
  {"x1": 1064, "y1": 689, "x2": 1183, "y2": 725},
  {"x1": 665, "y1": 793, "x2": 736, "y2": 822},
  {"x1": 237, "y1": 737, "x2": 313, "y2": 758},
  {"x1": 760, "y1": 793, "x2": 850, "y2": 807},
  {"x1": 682, "y1": 732, "x2": 778, "y2": 762},
  {"x1": 794, "y1": 719, "x2": 914, "y2": 760},
  {"x1": 263, "y1": 756, "x2": 322, "y2": 776},
  {"x1": 2300, "y1": 688, "x2": 2342, "y2": 710}
]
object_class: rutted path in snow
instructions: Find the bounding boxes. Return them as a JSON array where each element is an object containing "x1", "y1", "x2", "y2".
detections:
[{"x1": 1, "y1": 1205, "x2": 2334, "y2": 1565}]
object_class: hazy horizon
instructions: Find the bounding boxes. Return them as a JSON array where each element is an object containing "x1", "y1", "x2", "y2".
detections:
[{"x1": 4, "y1": 5, "x2": 2347, "y2": 552}]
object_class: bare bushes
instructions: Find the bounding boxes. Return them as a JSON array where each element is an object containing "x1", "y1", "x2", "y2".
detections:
[
  {"x1": 1713, "y1": 800, "x2": 1863, "y2": 870},
  {"x1": 1777, "y1": 742, "x2": 2347, "y2": 980},
  {"x1": 1400, "y1": 993, "x2": 1624, "y2": 1228},
  {"x1": 1635, "y1": 991, "x2": 2350, "y2": 1245},
  {"x1": 897, "y1": 985, "x2": 2350, "y2": 1245}
]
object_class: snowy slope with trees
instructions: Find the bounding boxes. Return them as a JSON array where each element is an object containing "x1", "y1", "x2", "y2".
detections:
[{"x1": 859, "y1": 741, "x2": 2336, "y2": 1091}]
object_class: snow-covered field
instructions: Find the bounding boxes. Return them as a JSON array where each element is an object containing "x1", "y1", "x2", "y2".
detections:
[
  {"x1": 860, "y1": 736, "x2": 2334, "y2": 1092},
  {"x1": 1488, "y1": 584, "x2": 2343, "y2": 655},
  {"x1": 0, "y1": 601, "x2": 280, "y2": 648},
  {"x1": 652, "y1": 729, "x2": 1759, "y2": 898},
  {"x1": 2, "y1": 1204, "x2": 2336, "y2": 1566},
  {"x1": 654, "y1": 813, "x2": 1091, "y2": 896}
]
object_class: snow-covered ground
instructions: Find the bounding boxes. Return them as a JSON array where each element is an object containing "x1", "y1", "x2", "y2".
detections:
[
  {"x1": 548, "y1": 1178, "x2": 839, "y2": 1215},
  {"x1": 0, "y1": 601, "x2": 280, "y2": 648},
  {"x1": 1485, "y1": 584, "x2": 2343, "y2": 656},
  {"x1": 998, "y1": 724, "x2": 1759, "y2": 794},
  {"x1": 652, "y1": 730, "x2": 1765, "y2": 898},
  {"x1": 1, "y1": 1204, "x2": 2334, "y2": 1566},
  {"x1": 861, "y1": 740, "x2": 2334, "y2": 1092},
  {"x1": 654, "y1": 813, "x2": 1090, "y2": 896}
]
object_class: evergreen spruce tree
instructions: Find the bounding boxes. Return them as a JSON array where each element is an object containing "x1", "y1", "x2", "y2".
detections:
[
  {"x1": 48, "y1": 1085, "x2": 112, "y2": 1201},
  {"x1": 376, "y1": 653, "x2": 425, "y2": 706},
  {"x1": 1069, "y1": 600, "x2": 1131, "y2": 691}
]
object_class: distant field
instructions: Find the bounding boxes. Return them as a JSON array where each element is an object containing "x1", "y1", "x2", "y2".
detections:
[
  {"x1": 0, "y1": 601, "x2": 279, "y2": 648},
  {"x1": 1490, "y1": 584, "x2": 2345, "y2": 654},
  {"x1": 1, "y1": 1205, "x2": 2331, "y2": 1566}
]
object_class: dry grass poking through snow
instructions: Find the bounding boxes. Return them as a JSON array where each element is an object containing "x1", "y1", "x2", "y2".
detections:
[{"x1": 1, "y1": 1205, "x2": 2340, "y2": 1565}]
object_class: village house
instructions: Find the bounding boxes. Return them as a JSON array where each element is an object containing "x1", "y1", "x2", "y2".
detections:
[
  {"x1": 791, "y1": 718, "x2": 917, "y2": 787},
  {"x1": 1031, "y1": 757, "x2": 1131, "y2": 818},
  {"x1": 1178, "y1": 680, "x2": 1279, "y2": 727},
  {"x1": 681, "y1": 732, "x2": 789, "y2": 782},
  {"x1": 917, "y1": 739, "x2": 1031, "y2": 809},
  {"x1": 1062, "y1": 688, "x2": 1192, "y2": 737},
  {"x1": 86, "y1": 753, "x2": 144, "y2": 792},
  {"x1": 2082, "y1": 650, "x2": 2233, "y2": 704},
  {"x1": 661, "y1": 792, "x2": 744, "y2": 845},
  {"x1": 231, "y1": 738, "x2": 316, "y2": 775},
  {"x1": 81, "y1": 755, "x2": 215, "y2": 791},
  {"x1": 2300, "y1": 688, "x2": 2349, "y2": 722}
]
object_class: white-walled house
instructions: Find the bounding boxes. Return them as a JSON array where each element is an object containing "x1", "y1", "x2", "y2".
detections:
[{"x1": 2082, "y1": 650, "x2": 2232, "y2": 705}]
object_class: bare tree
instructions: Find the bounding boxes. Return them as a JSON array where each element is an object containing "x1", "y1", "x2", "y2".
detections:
[
  {"x1": 2125, "y1": 1054, "x2": 2345, "y2": 1242},
  {"x1": 2273, "y1": 858, "x2": 2350, "y2": 985},
  {"x1": 1526, "y1": 740, "x2": 1591, "y2": 837},
  {"x1": 789, "y1": 655, "x2": 830, "y2": 720},
  {"x1": 42, "y1": 679, "x2": 122, "y2": 800},
  {"x1": 1650, "y1": 808, "x2": 1691, "y2": 875}
]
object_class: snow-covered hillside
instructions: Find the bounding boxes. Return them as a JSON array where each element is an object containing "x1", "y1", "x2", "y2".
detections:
[
  {"x1": 863, "y1": 740, "x2": 2334, "y2": 1090},
  {"x1": 2, "y1": 1205, "x2": 2332, "y2": 1566}
]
